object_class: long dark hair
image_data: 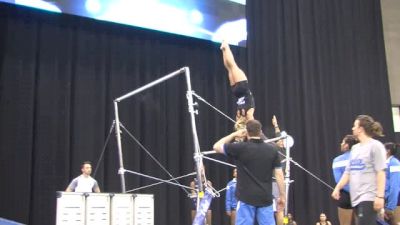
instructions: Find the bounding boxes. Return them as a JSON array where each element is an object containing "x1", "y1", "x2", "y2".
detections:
[
  {"x1": 385, "y1": 142, "x2": 400, "y2": 156},
  {"x1": 344, "y1": 135, "x2": 358, "y2": 150}
]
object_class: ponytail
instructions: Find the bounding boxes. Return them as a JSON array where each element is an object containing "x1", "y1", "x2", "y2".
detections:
[{"x1": 356, "y1": 115, "x2": 384, "y2": 137}]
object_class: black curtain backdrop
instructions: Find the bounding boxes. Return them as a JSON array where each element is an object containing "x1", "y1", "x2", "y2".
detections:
[
  {"x1": 0, "y1": 1, "x2": 394, "y2": 225},
  {"x1": 0, "y1": 3, "x2": 246, "y2": 225},
  {"x1": 247, "y1": 0, "x2": 394, "y2": 224}
]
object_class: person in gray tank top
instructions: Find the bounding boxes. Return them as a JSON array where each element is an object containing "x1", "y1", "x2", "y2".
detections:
[{"x1": 331, "y1": 115, "x2": 386, "y2": 225}]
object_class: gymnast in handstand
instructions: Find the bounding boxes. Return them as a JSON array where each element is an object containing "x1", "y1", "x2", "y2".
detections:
[{"x1": 220, "y1": 40, "x2": 255, "y2": 123}]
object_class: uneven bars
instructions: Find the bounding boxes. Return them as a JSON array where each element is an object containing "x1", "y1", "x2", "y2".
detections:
[
  {"x1": 115, "y1": 67, "x2": 186, "y2": 102},
  {"x1": 113, "y1": 67, "x2": 187, "y2": 193}
]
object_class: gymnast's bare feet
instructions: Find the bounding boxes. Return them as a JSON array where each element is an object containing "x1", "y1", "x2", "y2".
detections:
[{"x1": 220, "y1": 40, "x2": 229, "y2": 51}]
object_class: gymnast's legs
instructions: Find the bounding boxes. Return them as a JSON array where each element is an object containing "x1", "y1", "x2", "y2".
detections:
[{"x1": 220, "y1": 40, "x2": 254, "y2": 121}]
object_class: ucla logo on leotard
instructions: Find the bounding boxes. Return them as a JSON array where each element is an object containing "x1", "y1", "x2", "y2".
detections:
[
  {"x1": 350, "y1": 159, "x2": 365, "y2": 170},
  {"x1": 237, "y1": 97, "x2": 245, "y2": 105}
]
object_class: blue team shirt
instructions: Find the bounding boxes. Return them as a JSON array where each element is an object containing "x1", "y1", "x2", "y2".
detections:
[
  {"x1": 225, "y1": 178, "x2": 237, "y2": 211},
  {"x1": 332, "y1": 151, "x2": 350, "y2": 192},
  {"x1": 385, "y1": 156, "x2": 400, "y2": 210}
]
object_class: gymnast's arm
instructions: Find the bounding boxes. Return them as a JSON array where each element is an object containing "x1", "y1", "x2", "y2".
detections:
[{"x1": 272, "y1": 115, "x2": 281, "y2": 134}]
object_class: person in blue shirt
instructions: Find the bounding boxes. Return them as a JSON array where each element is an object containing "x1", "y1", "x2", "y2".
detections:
[
  {"x1": 384, "y1": 142, "x2": 400, "y2": 225},
  {"x1": 190, "y1": 164, "x2": 213, "y2": 225},
  {"x1": 332, "y1": 135, "x2": 358, "y2": 225},
  {"x1": 226, "y1": 168, "x2": 238, "y2": 225}
]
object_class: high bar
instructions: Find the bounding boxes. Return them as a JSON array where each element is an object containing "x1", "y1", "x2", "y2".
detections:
[{"x1": 115, "y1": 67, "x2": 187, "y2": 102}]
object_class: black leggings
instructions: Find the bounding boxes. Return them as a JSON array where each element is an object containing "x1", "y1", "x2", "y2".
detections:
[{"x1": 354, "y1": 201, "x2": 376, "y2": 225}]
